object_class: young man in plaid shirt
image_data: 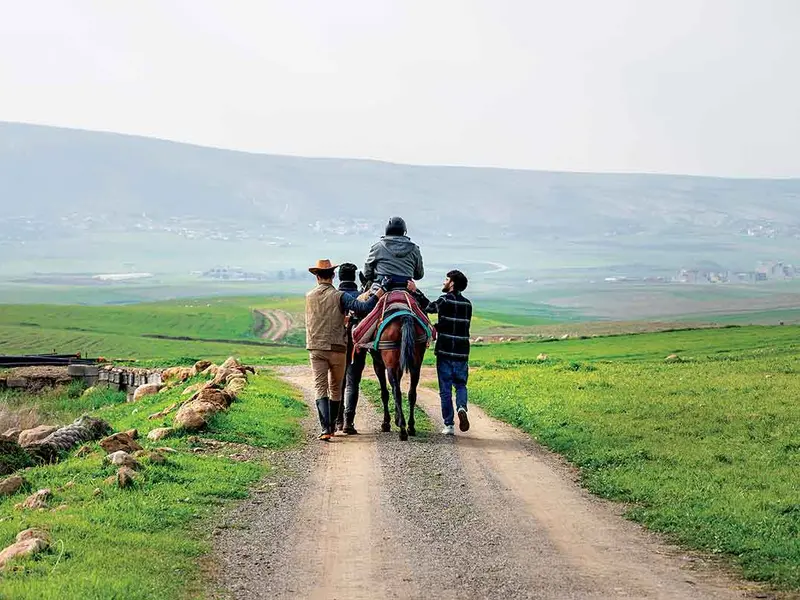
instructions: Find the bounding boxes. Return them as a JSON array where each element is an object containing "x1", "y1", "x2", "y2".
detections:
[{"x1": 407, "y1": 270, "x2": 472, "y2": 435}]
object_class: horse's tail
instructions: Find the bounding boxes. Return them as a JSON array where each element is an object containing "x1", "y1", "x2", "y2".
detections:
[{"x1": 400, "y1": 315, "x2": 416, "y2": 374}]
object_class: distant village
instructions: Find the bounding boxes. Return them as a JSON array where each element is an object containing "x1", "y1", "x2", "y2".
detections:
[{"x1": 604, "y1": 261, "x2": 798, "y2": 285}]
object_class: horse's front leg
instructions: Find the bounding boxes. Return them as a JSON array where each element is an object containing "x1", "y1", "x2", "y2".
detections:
[
  {"x1": 407, "y1": 366, "x2": 420, "y2": 437},
  {"x1": 372, "y1": 351, "x2": 391, "y2": 432}
]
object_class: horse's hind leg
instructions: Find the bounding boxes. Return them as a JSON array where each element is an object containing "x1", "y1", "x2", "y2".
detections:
[
  {"x1": 372, "y1": 351, "x2": 391, "y2": 432},
  {"x1": 407, "y1": 365, "x2": 420, "y2": 437},
  {"x1": 388, "y1": 368, "x2": 407, "y2": 441}
]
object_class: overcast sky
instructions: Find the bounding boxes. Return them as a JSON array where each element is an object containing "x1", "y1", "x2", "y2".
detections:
[{"x1": 1, "y1": 0, "x2": 798, "y2": 177}]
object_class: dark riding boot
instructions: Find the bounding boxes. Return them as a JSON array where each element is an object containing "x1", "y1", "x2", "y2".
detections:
[
  {"x1": 316, "y1": 397, "x2": 331, "y2": 439},
  {"x1": 329, "y1": 400, "x2": 343, "y2": 434}
]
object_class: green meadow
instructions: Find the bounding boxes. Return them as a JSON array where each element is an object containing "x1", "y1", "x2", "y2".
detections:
[
  {"x1": 1, "y1": 295, "x2": 800, "y2": 593},
  {"x1": 0, "y1": 373, "x2": 306, "y2": 600}
]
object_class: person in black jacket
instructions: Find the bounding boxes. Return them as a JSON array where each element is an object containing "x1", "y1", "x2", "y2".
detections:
[
  {"x1": 335, "y1": 263, "x2": 364, "y2": 434},
  {"x1": 408, "y1": 270, "x2": 472, "y2": 435}
]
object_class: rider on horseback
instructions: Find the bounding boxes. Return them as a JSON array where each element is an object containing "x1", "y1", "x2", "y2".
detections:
[{"x1": 363, "y1": 216, "x2": 424, "y2": 291}]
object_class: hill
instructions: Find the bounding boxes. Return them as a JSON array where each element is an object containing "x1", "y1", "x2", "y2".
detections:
[{"x1": 2, "y1": 121, "x2": 800, "y2": 316}]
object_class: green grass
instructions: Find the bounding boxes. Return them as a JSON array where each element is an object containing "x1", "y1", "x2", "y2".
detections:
[
  {"x1": 1, "y1": 383, "x2": 128, "y2": 426},
  {"x1": 468, "y1": 355, "x2": 800, "y2": 588},
  {"x1": 0, "y1": 296, "x2": 307, "y2": 362},
  {"x1": 0, "y1": 372, "x2": 306, "y2": 600},
  {"x1": 466, "y1": 325, "x2": 800, "y2": 366}
]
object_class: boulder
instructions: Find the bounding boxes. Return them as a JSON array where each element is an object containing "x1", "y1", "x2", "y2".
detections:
[
  {"x1": 0, "y1": 529, "x2": 51, "y2": 569},
  {"x1": 474, "y1": 336, "x2": 484, "y2": 343},
  {"x1": 161, "y1": 367, "x2": 193, "y2": 384},
  {"x1": 133, "y1": 383, "x2": 163, "y2": 402},
  {"x1": 105, "y1": 451, "x2": 141, "y2": 470},
  {"x1": 16, "y1": 488, "x2": 51, "y2": 510},
  {"x1": 18, "y1": 425, "x2": 59, "y2": 447},
  {"x1": 124, "y1": 429, "x2": 139, "y2": 440},
  {"x1": 116, "y1": 466, "x2": 137, "y2": 488},
  {"x1": 174, "y1": 402, "x2": 214, "y2": 430},
  {"x1": 220, "y1": 356, "x2": 242, "y2": 370},
  {"x1": 0, "y1": 475, "x2": 26, "y2": 496},
  {"x1": 665, "y1": 354, "x2": 682, "y2": 363},
  {"x1": 191, "y1": 360, "x2": 213, "y2": 376},
  {"x1": 147, "y1": 427, "x2": 176, "y2": 441},
  {"x1": 560, "y1": 334, "x2": 570, "y2": 340},
  {"x1": 537, "y1": 353, "x2": 549, "y2": 361},
  {"x1": 226, "y1": 377, "x2": 247, "y2": 396},
  {"x1": 1, "y1": 428, "x2": 21, "y2": 443},
  {"x1": 99, "y1": 432, "x2": 143, "y2": 454}
]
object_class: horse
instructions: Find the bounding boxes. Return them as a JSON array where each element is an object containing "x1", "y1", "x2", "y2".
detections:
[{"x1": 357, "y1": 275, "x2": 428, "y2": 440}]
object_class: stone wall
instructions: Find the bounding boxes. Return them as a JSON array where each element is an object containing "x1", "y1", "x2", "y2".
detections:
[{"x1": 0, "y1": 365, "x2": 161, "y2": 400}]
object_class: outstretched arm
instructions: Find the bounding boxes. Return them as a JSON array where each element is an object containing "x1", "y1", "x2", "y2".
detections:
[
  {"x1": 341, "y1": 288, "x2": 383, "y2": 317},
  {"x1": 407, "y1": 280, "x2": 441, "y2": 314}
]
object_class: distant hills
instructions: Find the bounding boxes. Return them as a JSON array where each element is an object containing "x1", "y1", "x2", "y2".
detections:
[{"x1": 1, "y1": 120, "x2": 799, "y2": 281}]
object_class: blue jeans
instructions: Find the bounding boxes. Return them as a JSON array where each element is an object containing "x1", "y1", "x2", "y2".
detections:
[{"x1": 437, "y1": 358, "x2": 469, "y2": 426}]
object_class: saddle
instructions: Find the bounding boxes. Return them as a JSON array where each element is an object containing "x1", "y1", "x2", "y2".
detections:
[{"x1": 351, "y1": 290, "x2": 433, "y2": 352}]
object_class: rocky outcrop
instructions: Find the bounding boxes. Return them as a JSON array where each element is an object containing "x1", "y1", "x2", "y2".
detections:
[
  {"x1": 0, "y1": 529, "x2": 51, "y2": 569},
  {"x1": 99, "y1": 432, "x2": 142, "y2": 454},
  {"x1": 0, "y1": 475, "x2": 26, "y2": 496},
  {"x1": 132, "y1": 383, "x2": 163, "y2": 402},
  {"x1": 18, "y1": 425, "x2": 59, "y2": 447},
  {"x1": 16, "y1": 488, "x2": 51, "y2": 510}
]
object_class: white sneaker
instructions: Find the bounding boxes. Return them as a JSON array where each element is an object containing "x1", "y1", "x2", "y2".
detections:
[{"x1": 441, "y1": 425, "x2": 455, "y2": 436}]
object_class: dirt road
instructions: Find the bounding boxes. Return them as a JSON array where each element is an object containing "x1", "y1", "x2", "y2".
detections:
[
  {"x1": 212, "y1": 366, "x2": 761, "y2": 600},
  {"x1": 255, "y1": 310, "x2": 295, "y2": 342}
]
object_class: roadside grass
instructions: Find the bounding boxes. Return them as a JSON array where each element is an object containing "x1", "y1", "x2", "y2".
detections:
[
  {"x1": 466, "y1": 324, "x2": 800, "y2": 366},
  {"x1": 0, "y1": 384, "x2": 128, "y2": 429},
  {"x1": 468, "y1": 355, "x2": 800, "y2": 589},
  {"x1": 361, "y1": 378, "x2": 433, "y2": 437},
  {"x1": 0, "y1": 372, "x2": 306, "y2": 600}
]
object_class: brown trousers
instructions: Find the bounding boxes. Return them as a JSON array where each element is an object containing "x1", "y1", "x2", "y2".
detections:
[{"x1": 309, "y1": 350, "x2": 346, "y2": 400}]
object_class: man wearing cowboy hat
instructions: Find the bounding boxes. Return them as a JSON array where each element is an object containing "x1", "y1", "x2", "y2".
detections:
[{"x1": 306, "y1": 259, "x2": 383, "y2": 440}]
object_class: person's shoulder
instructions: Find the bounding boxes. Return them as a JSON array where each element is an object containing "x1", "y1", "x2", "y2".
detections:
[{"x1": 451, "y1": 292, "x2": 471, "y2": 304}]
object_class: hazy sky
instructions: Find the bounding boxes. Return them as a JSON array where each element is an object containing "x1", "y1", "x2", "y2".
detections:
[{"x1": 1, "y1": 0, "x2": 798, "y2": 177}]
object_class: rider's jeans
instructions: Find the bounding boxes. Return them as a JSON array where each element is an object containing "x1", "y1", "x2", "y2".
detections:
[{"x1": 436, "y1": 357, "x2": 469, "y2": 426}]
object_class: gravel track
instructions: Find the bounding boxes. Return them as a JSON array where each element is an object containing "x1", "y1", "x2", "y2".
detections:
[{"x1": 211, "y1": 365, "x2": 766, "y2": 600}]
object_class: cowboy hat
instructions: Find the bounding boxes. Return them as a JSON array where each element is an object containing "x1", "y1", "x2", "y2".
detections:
[{"x1": 308, "y1": 258, "x2": 339, "y2": 275}]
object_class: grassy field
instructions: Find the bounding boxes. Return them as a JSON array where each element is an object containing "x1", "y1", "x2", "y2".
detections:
[
  {"x1": 466, "y1": 341, "x2": 800, "y2": 588},
  {"x1": 467, "y1": 324, "x2": 800, "y2": 365},
  {"x1": 3, "y1": 294, "x2": 800, "y2": 592},
  {"x1": 0, "y1": 372, "x2": 306, "y2": 600},
  {"x1": 0, "y1": 296, "x2": 307, "y2": 364}
]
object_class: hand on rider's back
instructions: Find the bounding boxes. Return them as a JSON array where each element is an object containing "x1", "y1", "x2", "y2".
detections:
[{"x1": 407, "y1": 280, "x2": 417, "y2": 293}]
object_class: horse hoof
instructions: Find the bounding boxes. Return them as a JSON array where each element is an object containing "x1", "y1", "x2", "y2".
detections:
[
  {"x1": 399, "y1": 430, "x2": 409, "y2": 441},
  {"x1": 408, "y1": 427, "x2": 416, "y2": 437},
  {"x1": 381, "y1": 423, "x2": 391, "y2": 432}
]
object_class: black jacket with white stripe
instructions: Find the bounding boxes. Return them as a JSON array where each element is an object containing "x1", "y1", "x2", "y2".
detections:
[{"x1": 413, "y1": 290, "x2": 472, "y2": 361}]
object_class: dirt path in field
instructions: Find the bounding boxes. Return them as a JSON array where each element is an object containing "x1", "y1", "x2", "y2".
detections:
[
  {"x1": 255, "y1": 309, "x2": 295, "y2": 341},
  {"x1": 212, "y1": 366, "x2": 766, "y2": 600}
]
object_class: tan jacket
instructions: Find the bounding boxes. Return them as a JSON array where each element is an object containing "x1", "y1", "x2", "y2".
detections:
[{"x1": 305, "y1": 283, "x2": 347, "y2": 352}]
